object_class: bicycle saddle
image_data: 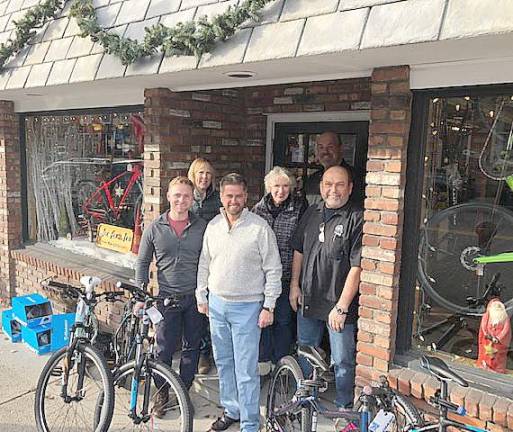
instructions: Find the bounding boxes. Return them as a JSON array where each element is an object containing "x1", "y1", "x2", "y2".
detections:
[
  {"x1": 420, "y1": 355, "x2": 468, "y2": 387},
  {"x1": 297, "y1": 345, "x2": 330, "y2": 372}
]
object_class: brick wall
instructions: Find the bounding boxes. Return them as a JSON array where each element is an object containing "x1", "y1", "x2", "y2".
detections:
[
  {"x1": 0, "y1": 101, "x2": 22, "y2": 302},
  {"x1": 355, "y1": 66, "x2": 412, "y2": 383},
  {"x1": 144, "y1": 78, "x2": 371, "y2": 209}
]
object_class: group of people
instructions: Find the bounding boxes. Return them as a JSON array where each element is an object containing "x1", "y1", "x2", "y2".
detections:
[{"x1": 135, "y1": 132, "x2": 364, "y2": 432}]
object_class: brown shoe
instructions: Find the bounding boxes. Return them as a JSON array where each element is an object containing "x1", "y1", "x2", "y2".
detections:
[
  {"x1": 152, "y1": 389, "x2": 169, "y2": 418},
  {"x1": 198, "y1": 354, "x2": 212, "y2": 375}
]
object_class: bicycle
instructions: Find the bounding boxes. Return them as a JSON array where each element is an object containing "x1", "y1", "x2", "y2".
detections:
[
  {"x1": 266, "y1": 345, "x2": 423, "y2": 432},
  {"x1": 75, "y1": 159, "x2": 143, "y2": 240},
  {"x1": 98, "y1": 280, "x2": 193, "y2": 432},
  {"x1": 410, "y1": 354, "x2": 489, "y2": 432},
  {"x1": 34, "y1": 276, "x2": 125, "y2": 432}
]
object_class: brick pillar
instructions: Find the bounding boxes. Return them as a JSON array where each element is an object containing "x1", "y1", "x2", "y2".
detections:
[
  {"x1": 0, "y1": 100, "x2": 22, "y2": 301},
  {"x1": 355, "y1": 66, "x2": 412, "y2": 385}
]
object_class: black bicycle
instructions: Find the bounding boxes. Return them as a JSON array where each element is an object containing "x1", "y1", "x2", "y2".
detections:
[
  {"x1": 99, "y1": 281, "x2": 193, "y2": 432},
  {"x1": 266, "y1": 345, "x2": 423, "y2": 432},
  {"x1": 409, "y1": 355, "x2": 489, "y2": 432},
  {"x1": 34, "y1": 276, "x2": 124, "y2": 432}
]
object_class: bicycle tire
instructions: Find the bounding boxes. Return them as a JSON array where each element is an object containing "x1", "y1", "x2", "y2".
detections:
[
  {"x1": 34, "y1": 344, "x2": 115, "y2": 432},
  {"x1": 355, "y1": 393, "x2": 423, "y2": 431},
  {"x1": 418, "y1": 202, "x2": 513, "y2": 316},
  {"x1": 266, "y1": 355, "x2": 311, "y2": 432},
  {"x1": 107, "y1": 359, "x2": 193, "y2": 432}
]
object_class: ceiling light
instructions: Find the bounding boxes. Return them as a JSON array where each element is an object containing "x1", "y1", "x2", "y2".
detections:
[{"x1": 224, "y1": 71, "x2": 256, "y2": 79}]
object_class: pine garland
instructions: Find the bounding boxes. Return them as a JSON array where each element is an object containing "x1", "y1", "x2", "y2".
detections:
[
  {"x1": 0, "y1": 0, "x2": 271, "y2": 71},
  {"x1": 0, "y1": 0, "x2": 65, "y2": 69}
]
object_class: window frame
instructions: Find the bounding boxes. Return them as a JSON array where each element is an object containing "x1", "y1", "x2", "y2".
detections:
[
  {"x1": 396, "y1": 83, "x2": 513, "y2": 394},
  {"x1": 20, "y1": 105, "x2": 144, "y2": 242}
]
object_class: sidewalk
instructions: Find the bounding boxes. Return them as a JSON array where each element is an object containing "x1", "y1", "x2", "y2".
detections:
[
  {"x1": 0, "y1": 320, "x2": 339, "y2": 432},
  {"x1": 0, "y1": 329, "x2": 227, "y2": 432}
]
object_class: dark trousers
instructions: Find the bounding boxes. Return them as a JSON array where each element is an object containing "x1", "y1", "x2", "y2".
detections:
[
  {"x1": 259, "y1": 292, "x2": 294, "y2": 363},
  {"x1": 155, "y1": 294, "x2": 206, "y2": 389}
]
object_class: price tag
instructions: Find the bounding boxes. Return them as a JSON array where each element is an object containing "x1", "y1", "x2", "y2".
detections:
[
  {"x1": 369, "y1": 409, "x2": 395, "y2": 432},
  {"x1": 146, "y1": 306, "x2": 164, "y2": 325}
]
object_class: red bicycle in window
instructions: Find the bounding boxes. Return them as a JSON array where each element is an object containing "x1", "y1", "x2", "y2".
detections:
[{"x1": 75, "y1": 160, "x2": 144, "y2": 241}]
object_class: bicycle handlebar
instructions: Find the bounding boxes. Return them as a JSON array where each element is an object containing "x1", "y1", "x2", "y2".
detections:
[{"x1": 43, "y1": 279, "x2": 125, "y2": 303}]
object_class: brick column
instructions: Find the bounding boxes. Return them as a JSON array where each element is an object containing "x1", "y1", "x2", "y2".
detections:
[
  {"x1": 356, "y1": 66, "x2": 412, "y2": 384},
  {"x1": 0, "y1": 100, "x2": 22, "y2": 301}
]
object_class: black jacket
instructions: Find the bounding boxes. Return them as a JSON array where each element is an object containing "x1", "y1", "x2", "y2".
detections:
[
  {"x1": 291, "y1": 201, "x2": 363, "y2": 322},
  {"x1": 252, "y1": 194, "x2": 308, "y2": 284},
  {"x1": 191, "y1": 187, "x2": 221, "y2": 223}
]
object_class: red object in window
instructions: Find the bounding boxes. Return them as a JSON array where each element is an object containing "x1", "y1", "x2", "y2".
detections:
[
  {"x1": 477, "y1": 298, "x2": 511, "y2": 373},
  {"x1": 130, "y1": 114, "x2": 145, "y2": 155}
]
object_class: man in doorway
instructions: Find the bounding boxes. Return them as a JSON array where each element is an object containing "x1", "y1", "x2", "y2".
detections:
[
  {"x1": 290, "y1": 165, "x2": 363, "y2": 409},
  {"x1": 136, "y1": 176, "x2": 207, "y2": 417},
  {"x1": 196, "y1": 173, "x2": 282, "y2": 432},
  {"x1": 304, "y1": 131, "x2": 361, "y2": 204}
]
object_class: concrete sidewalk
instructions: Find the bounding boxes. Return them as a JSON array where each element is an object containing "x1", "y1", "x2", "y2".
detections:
[
  {"x1": 0, "y1": 320, "x2": 340, "y2": 432},
  {"x1": 0, "y1": 329, "x2": 227, "y2": 432}
]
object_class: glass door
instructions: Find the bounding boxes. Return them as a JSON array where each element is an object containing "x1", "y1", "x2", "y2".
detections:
[{"x1": 273, "y1": 121, "x2": 369, "y2": 203}]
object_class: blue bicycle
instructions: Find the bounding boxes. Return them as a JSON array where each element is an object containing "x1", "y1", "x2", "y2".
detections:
[{"x1": 99, "y1": 281, "x2": 193, "y2": 432}]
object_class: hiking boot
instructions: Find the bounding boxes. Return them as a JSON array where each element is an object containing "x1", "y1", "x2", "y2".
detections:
[
  {"x1": 198, "y1": 354, "x2": 212, "y2": 375},
  {"x1": 152, "y1": 390, "x2": 169, "y2": 419},
  {"x1": 210, "y1": 413, "x2": 240, "y2": 431}
]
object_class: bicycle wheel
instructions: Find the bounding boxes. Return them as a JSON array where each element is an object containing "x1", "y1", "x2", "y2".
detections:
[
  {"x1": 266, "y1": 356, "x2": 311, "y2": 432},
  {"x1": 107, "y1": 359, "x2": 193, "y2": 432},
  {"x1": 35, "y1": 344, "x2": 114, "y2": 432},
  {"x1": 418, "y1": 202, "x2": 513, "y2": 315}
]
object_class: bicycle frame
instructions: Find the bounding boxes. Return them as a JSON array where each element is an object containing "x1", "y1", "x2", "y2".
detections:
[
  {"x1": 82, "y1": 162, "x2": 142, "y2": 223},
  {"x1": 127, "y1": 299, "x2": 155, "y2": 422}
]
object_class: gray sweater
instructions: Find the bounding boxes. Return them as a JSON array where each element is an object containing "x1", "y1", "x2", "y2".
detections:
[
  {"x1": 196, "y1": 208, "x2": 282, "y2": 309},
  {"x1": 136, "y1": 211, "x2": 207, "y2": 296}
]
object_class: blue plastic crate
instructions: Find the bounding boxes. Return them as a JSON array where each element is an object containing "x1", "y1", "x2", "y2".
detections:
[
  {"x1": 2, "y1": 309, "x2": 22, "y2": 342},
  {"x1": 51, "y1": 313, "x2": 75, "y2": 351},
  {"x1": 21, "y1": 323, "x2": 52, "y2": 355},
  {"x1": 12, "y1": 294, "x2": 52, "y2": 328}
]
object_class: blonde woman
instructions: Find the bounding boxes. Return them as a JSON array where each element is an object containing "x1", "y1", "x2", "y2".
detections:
[
  {"x1": 188, "y1": 158, "x2": 222, "y2": 375},
  {"x1": 188, "y1": 158, "x2": 222, "y2": 223}
]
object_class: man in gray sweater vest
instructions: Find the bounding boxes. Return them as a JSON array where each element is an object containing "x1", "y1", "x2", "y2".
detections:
[{"x1": 196, "y1": 173, "x2": 282, "y2": 432}]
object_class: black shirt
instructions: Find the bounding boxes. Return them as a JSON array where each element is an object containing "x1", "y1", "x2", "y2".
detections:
[{"x1": 291, "y1": 201, "x2": 363, "y2": 323}]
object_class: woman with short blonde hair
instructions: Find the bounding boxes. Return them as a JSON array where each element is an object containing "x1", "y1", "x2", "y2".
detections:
[
  {"x1": 188, "y1": 157, "x2": 222, "y2": 375},
  {"x1": 252, "y1": 166, "x2": 308, "y2": 372},
  {"x1": 188, "y1": 157, "x2": 222, "y2": 224}
]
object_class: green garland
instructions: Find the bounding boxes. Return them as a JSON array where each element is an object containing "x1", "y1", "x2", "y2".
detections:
[
  {"x1": 0, "y1": 0, "x2": 65, "y2": 69},
  {"x1": 0, "y1": 0, "x2": 271, "y2": 71}
]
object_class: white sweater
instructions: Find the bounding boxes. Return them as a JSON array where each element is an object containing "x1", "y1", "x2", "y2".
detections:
[{"x1": 196, "y1": 208, "x2": 282, "y2": 309}]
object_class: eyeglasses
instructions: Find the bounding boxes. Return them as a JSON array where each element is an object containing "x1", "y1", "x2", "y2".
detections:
[{"x1": 318, "y1": 223, "x2": 325, "y2": 243}]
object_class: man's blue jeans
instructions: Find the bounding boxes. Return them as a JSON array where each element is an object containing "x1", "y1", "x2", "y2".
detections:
[
  {"x1": 209, "y1": 293, "x2": 262, "y2": 432},
  {"x1": 259, "y1": 293, "x2": 294, "y2": 363},
  {"x1": 297, "y1": 311, "x2": 356, "y2": 408}
]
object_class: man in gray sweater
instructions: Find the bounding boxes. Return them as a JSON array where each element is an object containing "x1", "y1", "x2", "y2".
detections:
[
  {"x1": 196, "y1": 173, "x2": 282, "y2": 432},
  {"x1": 136, "y1": 176, "x2": 207, "y2": 418}
]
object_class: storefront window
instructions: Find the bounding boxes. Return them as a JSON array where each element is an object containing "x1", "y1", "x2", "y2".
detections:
[
  {"x1": 414, "y1": 94, "x2": 513, "y2": 375},
  {"x1": 24, "y1": 109, "x2": 144, "y2": 266}
]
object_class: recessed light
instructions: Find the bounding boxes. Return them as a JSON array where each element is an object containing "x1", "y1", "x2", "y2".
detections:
[
  {"x1": 25, "y1": 93, "x2": 43, "y2": 97},
  {"x1": 224, "y1": 71, "x2": 256, "y2": 79}
]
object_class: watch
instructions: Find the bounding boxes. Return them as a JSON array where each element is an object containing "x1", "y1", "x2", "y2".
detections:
[
  {"x1": 263, "y1": 306, "x2": 275, "y2": 313},
  {"x1": 335, "y1": 306, "x2": 348, "y2": 316}
]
